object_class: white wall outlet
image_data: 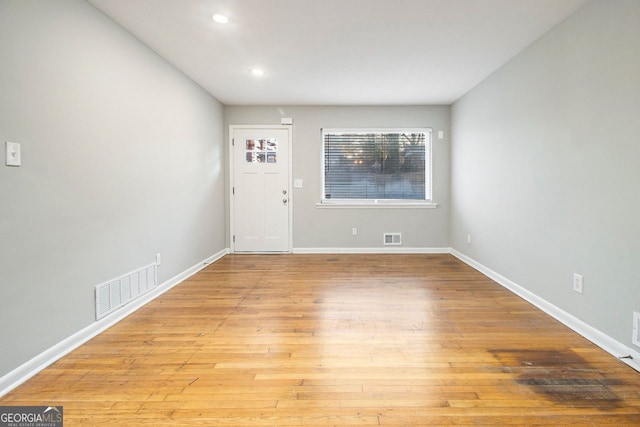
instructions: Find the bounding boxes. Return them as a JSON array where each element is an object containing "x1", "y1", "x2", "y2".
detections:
[
  {"x1": 352, "y1": 227, "x2": 358, "y2": 236},
  {"x1": 467, "y1": 234, "x2": 471, "y2": 244},
  {"x1": 5, "y1": 141, "x2": 21, "y2": 166},
  {"x1": 573, "y1": 273, "x2": 583, "y2": 294},
  {"x1": 633, "y1": 311, "x2": 640, "y2": 347},
  {"x1": 155, "y1": 253, "x2": 162, "y2": 266},
  {"x1": 438, "y1": 130, "x2": 444, "y2": 139}
]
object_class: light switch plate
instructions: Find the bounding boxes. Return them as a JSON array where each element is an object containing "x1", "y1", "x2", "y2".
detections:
[
  {"x1": 294, "y1": 179, "x2": 303, "y2": 188},
  {"x1": 6, "y1": 141, "x2": 21, "y2": 166}
]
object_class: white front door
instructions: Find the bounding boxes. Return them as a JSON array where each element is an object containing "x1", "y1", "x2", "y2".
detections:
[{"x1": 231, "y1": 126, "x2": 291, "y2": 252}]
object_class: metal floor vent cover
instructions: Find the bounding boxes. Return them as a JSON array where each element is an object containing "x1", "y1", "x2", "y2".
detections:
[{"x1": 95, "y1": 263, "x2": 157, "y2": 320}]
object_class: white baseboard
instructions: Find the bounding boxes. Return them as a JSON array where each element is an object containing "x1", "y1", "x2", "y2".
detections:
[
  {"x1": 450, "y1": 248, "x2": 640, "y2": 373},
  {"x1": 0, "y1": 248, "x2": 229, "y2": 397},
  {"x1": 293, "y1": 247, "x2": 450, "y2": 254}
]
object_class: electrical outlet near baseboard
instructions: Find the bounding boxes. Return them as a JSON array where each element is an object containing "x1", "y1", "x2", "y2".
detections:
[
  {"x1": 633, "y1": 311, "x2": 640, "y2": 347},
  {"x1": 572, "y1": 273, "x2": 583, "y2": 294}
]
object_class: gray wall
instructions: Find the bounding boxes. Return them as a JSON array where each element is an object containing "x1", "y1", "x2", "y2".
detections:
[
  {"x1": 225, "y1": 106, "x2": 450, "y2": 250},
  {"x1": 451, "y1": 0, "x2": 640, "y2": 347},
  {"x1": 0, "y1": 0, "x2": 225, "y2": 377}
]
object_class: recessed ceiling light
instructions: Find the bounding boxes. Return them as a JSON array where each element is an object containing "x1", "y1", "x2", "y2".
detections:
[
  {"x1": 251, "y1": 68, "x2": 264, "y2": 77},
  {"x1": 212, "y1": 14, "x2": 228, "y2": 24}
]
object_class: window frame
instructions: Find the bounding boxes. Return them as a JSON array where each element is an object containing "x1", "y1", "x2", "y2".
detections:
[{"x1": 319, "y1": 127, "x2": 436, "y2": 208}]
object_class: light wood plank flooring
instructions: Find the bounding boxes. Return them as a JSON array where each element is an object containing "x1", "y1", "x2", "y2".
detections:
[{"x1": 2, "y1": 254, "x2": 640, "y2": 425}]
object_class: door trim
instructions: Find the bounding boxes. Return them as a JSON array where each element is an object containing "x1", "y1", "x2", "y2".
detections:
[{"x1": 229, "y1": 125, "x2": 293, "y2": 253}]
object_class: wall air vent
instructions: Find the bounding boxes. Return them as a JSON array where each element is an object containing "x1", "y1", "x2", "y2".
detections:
[
  {"x1": 383, "y1": 232, "x2": 402, "y2": 246},
  {"x1": 95, "y1": 263, "x2": 157, "y2": 320}
]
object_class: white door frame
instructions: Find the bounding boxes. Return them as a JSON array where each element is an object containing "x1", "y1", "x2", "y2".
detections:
[{"x1": 229, "y1": 125, "x2": 293, "y2": 253}]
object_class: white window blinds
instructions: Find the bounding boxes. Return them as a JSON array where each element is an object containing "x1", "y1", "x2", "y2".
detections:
[{"x1": 322, "y1": 129, "x2": 431, "y2": 202}]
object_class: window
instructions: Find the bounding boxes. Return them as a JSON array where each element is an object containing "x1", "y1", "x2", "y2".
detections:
[{"x1": 321, "y1": 128, "x2": 432, "y2": 205}]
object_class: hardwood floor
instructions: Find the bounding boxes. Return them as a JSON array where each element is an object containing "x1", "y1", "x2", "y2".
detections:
[{"x1": 2, "y1": 254, "x2": 640, "y2": 425}]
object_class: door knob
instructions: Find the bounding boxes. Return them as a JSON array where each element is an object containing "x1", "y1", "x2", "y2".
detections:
[
  {"x1": 283, "y1": 199, "x2": 288, "y2": 204},
  {"x1": 282, "y1": 190, "x2": 288, "y2": 195}
]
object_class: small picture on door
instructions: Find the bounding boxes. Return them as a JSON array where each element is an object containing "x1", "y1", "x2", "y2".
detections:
[{"x1": 245, "y1": 138, "x2": 277, "y2": 163}]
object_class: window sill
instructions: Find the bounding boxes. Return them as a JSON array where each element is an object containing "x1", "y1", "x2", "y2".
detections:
[{"x1": 316, "y1": 201, "x2": 438, "y2": 209}]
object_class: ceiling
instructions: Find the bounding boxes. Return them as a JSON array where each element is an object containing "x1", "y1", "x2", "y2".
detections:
[{"x1": 88, "y1": 0, "x2": 587, "y2": 106}]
